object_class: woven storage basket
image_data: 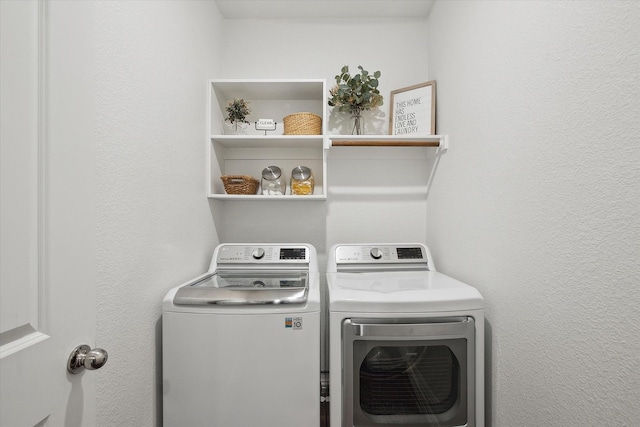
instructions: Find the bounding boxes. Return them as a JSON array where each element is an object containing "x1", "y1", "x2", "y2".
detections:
[
  {"x1": 221, "y1": 175, "x2": 259, "y2": 195},
  {"x1": 283, "y1": 112, "x2": 322, "y2": 135}
]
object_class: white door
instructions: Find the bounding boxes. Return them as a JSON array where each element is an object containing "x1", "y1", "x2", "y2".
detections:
[{"x1": 0, "y1": 1, "x2": 99, "y2": 426}]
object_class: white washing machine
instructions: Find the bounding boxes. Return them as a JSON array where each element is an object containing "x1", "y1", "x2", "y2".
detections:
[
  {"x1": 163, "y1": 243, "x2": 320, "y2": 427},
  {"x1": 327, "y1": 243, "x2": 484, "y2": 427}
]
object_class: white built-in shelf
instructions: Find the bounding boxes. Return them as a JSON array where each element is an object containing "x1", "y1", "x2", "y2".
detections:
[
  {"x1": 208, "y1": 79, "x2": 327, "y2": 200},
  {"x1": 329, "y1": 134, "x2": 448, "y2": 148},
  {"x1": 207, "y1": 79, "x2": 448, "y2": 201},
  {"x1": 210, "y1": 79, "x2": 324, "y2": 101},
  {"x1": 210, "y1": 135, "x2": 325, "y2": 149},
  {"x1": 207, "y1": 193, "x2": 326, "y2": 201}
]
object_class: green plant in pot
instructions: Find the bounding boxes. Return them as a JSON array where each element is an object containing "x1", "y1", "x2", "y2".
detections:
[
  {"x1": 328, "y1": 65, "x2": 383, "y2": 135},
  {"x1": 225, "y1": 98, "x2": 251, "y2": 134}
]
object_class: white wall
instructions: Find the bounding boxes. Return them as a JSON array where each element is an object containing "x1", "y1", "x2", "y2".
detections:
[
  {"x1": 94, "y1": 2, "x2": 222, "y2": 425},
  {"x1": 92, "y1": 10, "x2": 431, "y2": 425},
  {"x1": 427, "y1": 1, "x2": 640, "y2": 425},
  {"x1": 220, "y1": 18, "x2": 429, "y2": 134},
  {"x1": 217, "y1": 17, "x2": 432, "y2": 376},
  {"x1": 89, "y1": 2, "x2": 640, "y2": 425},
  {"x1": 219, "y1": 18, "x2": 432, "y2": 255}
]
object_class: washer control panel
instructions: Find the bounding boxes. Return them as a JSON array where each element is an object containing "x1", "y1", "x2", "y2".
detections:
[
  {"x1": 335, "y1": 245, "x2": 427, "y2": 264},
  {"x1": 216, "y1": 244, "x2": 309, "y2": 264}
]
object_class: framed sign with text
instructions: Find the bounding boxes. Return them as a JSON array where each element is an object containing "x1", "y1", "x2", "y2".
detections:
[{"x1": 389, "y1": 81, "x2": 436, "y2": 136}]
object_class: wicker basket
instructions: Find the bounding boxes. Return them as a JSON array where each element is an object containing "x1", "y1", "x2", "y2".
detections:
[
  {"x1": 221, "y1": 175, "x2": 259, "y2": 195},
  {"x1": 283, "y1": 112, "x2": 322, "y2": 135}
]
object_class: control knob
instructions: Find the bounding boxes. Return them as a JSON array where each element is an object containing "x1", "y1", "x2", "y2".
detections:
[
  {"x1": 370, "y1": 247, "x2": 383, "y2": 260},
  {"x1": 252, "y1": 248, "x2": 265, "y2": 259}
]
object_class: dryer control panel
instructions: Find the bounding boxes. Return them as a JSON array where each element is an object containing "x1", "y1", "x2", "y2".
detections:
[{"x1": 335, "y1": 244, "x2": 428, "y2": 265}]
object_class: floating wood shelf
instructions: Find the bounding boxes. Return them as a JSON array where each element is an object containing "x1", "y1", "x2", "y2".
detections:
[
  {"x1": 329, "y1": 135, "x2": 446, "y2": 148},
  {"x1": 331, "y1": 139, "x2": 440, "y2": 147}
]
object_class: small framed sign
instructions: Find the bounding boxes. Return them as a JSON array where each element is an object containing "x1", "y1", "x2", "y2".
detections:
[
  {"x1": 254, "y1": 118, "x2": 277, "y2": 135},
  {"x1": 389, "y1": 81, "x2": 436, "y2": 136},
  {"x1": 255, "y1": 118, "x2": 276, "y2": 131}
]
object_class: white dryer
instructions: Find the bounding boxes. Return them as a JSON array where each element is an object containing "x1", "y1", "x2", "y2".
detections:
[
  {"x1": 163, "y1": 243, "x2": 320, "y2": 427},
  {"x1": 327, "y1": 243, "x2": 484, "y2": 427}
]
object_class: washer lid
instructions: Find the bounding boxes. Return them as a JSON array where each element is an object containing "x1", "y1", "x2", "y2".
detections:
[
  {"x1": 327, "y1": 270, "x2": 483, "y2": 313},
  {"x1": 174, "y1": 270, "x2": 308, "y2": 305}
]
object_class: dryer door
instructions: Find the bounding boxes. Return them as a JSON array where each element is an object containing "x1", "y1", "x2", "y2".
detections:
[{"x1": 342, "y1": 317, "x2": 475, "y2": 427}]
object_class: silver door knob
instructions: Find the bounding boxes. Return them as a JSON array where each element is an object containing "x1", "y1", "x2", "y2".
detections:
[{"x1": 67, "y1": 344, "x2": 108, "y2": 374}]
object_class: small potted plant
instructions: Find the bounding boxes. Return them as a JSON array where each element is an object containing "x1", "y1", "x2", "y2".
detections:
[
  {"x1": 225, "y1": 98, "x2": 251, "y2": 134},
  {"x1": 328, "y1": 65, "x2": 383, "y2": 135}
]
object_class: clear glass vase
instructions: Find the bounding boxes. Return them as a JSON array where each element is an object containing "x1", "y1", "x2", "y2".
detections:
[
  {"x1": 226, "y1": 121, "x2": 247, "y2": 135},
  {"x1": 350, "y1": 108, "x2": 364, "y2": 135}
]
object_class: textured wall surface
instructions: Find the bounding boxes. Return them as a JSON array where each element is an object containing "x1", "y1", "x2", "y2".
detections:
[
  {"x1": 220, "y1": 18, "x2": 429, "y2": 136},
  {"x1": 218, "y1": 17, "x2": 432, "y2": 376},
  {"x1": 426, "y1": 1, "x2": 640, "y2": 425},
  {"x1": 94, "y1": 2, "x2": 222, "y2": 425},
  {"x1": 219, "y1": 18, "x2": 431, "y2": 253},
  {"x1": 89, "y1": 2, "x2": 640, "y2": 425}
]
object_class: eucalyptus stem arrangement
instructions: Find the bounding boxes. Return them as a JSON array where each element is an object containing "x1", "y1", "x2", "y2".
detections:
[{"x1": 328, "y1": 65, "x2": 383, "y2": 134}]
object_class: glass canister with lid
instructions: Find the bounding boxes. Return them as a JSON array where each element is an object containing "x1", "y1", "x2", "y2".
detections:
[
  {"x1": 261, "y1": 166, "x2": 286, "y2": 195},
  {"x1": 290, "y1": 166, "x2": 315, "y2": 195}
]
